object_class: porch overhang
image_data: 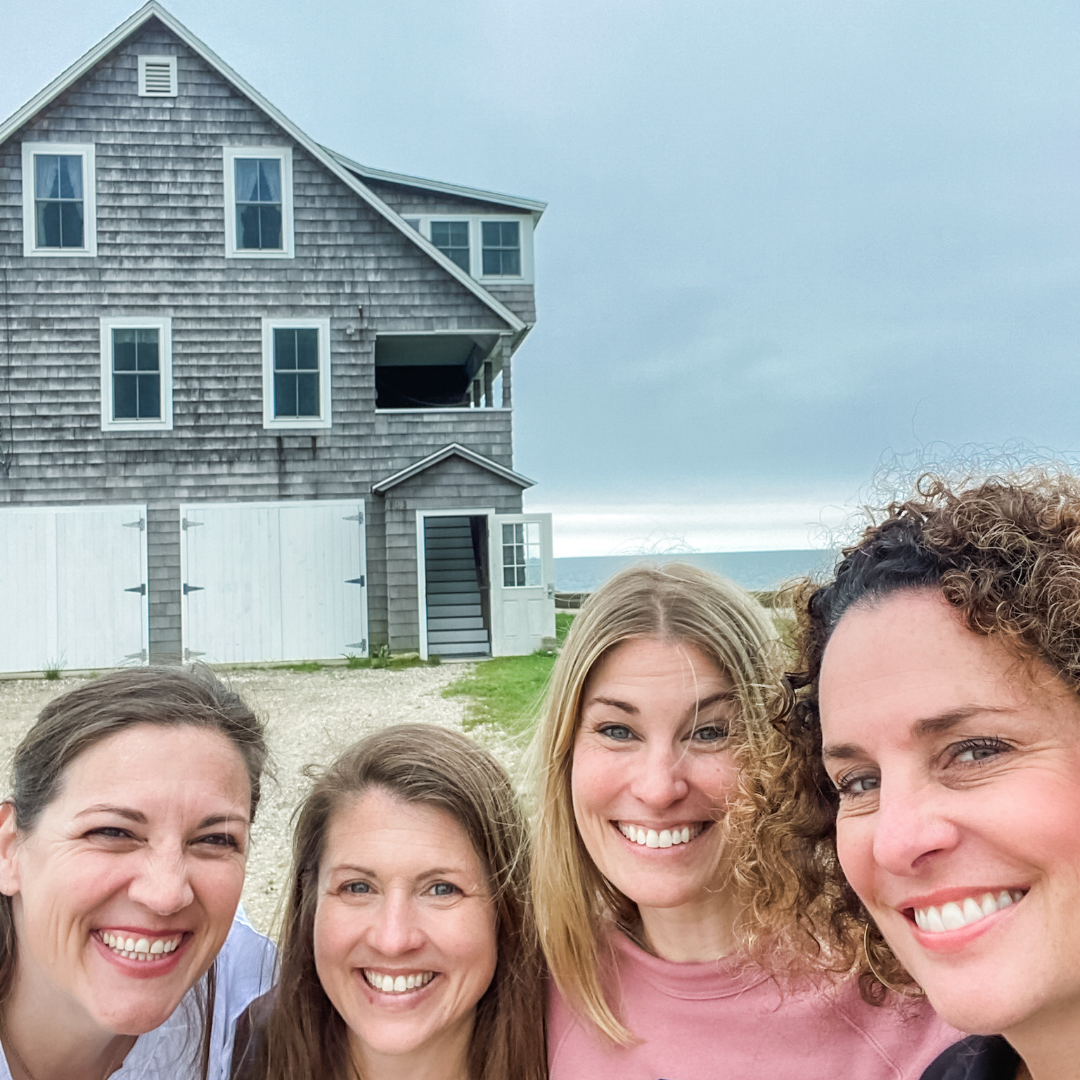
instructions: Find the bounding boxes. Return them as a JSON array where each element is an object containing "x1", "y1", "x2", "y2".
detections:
[{"x1": 372, "y1": 443, "x2": 535, "y2": 494}]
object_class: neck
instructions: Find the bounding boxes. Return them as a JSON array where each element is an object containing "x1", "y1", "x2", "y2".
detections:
[
  {"x1": 349, "y1": 1010, "x2": 473, "y2": 1080},
  {"x1": 1006, "y1": 1002, "x2": 1080, "y2": 1080},
  {"x1": 2, "y1": 965, "x2": 135, "y2": 1080},
  {"x1": 637, "y1": 889, "x2": 741, "y2": 962}
]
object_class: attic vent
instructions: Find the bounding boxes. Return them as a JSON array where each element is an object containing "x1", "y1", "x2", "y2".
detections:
[{"x1": 138, "y1": 55, "x2": 177, "y2": 97}]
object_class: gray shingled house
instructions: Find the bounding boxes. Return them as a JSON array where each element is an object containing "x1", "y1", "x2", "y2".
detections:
[{"x1": 0, "y1": 2, "x2": 555, "y2": 674}]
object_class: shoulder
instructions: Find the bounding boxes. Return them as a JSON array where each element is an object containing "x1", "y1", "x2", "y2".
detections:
[
  {"x1": 919, "y1": 1036, "x2": 1020, "y2": 1080},
  {"x1": 214, "y1": 907, "x2": 277, "y2": 1016}
]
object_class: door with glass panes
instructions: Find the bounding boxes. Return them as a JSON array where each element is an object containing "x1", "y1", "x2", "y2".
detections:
[{"x1": 490, "y1": 513, "x2": 555, "y2": 656}]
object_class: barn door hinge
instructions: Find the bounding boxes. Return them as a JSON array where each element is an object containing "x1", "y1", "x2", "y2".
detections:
[
  {"x1": 346, "y1": 576, "x2": 365, "y2": 587},
  {"x1": 183, "y1": 583, "x2": 204, "y2": 595},
  {"x1": 124, "y1": 649, "x2": 148, "y2": 662},
  {"x1": 123, "y1": 517, "x2": 146, "y2": 531},
  {"x1": 184, "y1": 648, "x2": 206, "y2": 660},
  {"x1": 181, "y1": 518, "x2": 204, "y2": 530},
  {"x1": 125, "y1": 583, "x2": 147, "y2": 595},
  {"x1": 344, "y1": 512, "x2": 364, "y2": 524},
  {"x1": 346, "y1": 639, "x2": 367, "y2": 652}
]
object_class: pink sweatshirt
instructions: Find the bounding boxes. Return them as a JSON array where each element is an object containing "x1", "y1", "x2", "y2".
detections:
[{"x1": 548, "y1": 932, "x2": 960, "y2": 1080}]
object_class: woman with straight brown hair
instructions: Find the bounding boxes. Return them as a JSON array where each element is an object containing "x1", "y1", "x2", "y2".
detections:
[
  {"x1": 235, "y1": 723, "x2": 545, "y2": 1080},
  {"x1": 532, "y1": 562, "x2": 957, "y2": 1078}
]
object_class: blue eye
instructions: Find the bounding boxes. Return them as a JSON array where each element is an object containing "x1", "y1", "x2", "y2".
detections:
[
  {"x1": 430, "y1": 882, "x2": 459, "y2": 897},
  {"x1": 692, "y1": 725, "x2": 727, "y2": 742},
  {"x1": 344, "y1": 881, "x2": 371, "y2": 895},
  {"x1": 599, "y1": 724, "x2": 634, "y2": 741}
]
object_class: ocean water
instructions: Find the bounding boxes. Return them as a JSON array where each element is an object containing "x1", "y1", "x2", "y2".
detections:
[{"x1": 554, "y1": 549, "x2": 837, "y2": 594}]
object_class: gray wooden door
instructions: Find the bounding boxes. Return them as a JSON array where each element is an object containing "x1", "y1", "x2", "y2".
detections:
[{"x1": 0, "y1": 505, "x2": 148, "y2": 673}]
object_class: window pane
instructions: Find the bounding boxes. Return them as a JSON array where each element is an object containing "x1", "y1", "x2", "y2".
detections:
[
  {"x1": 274, "y1": 372, "x2": 297, "y2": 417},
  {"x1": 59, "y1": 201, "x2": 84, "y2": 248},
  {"x1": 274, "y1": 328, "x2": 297, "y2": 371},
  {"x1": 58, "y1": 155, "x2": 83, "y2": 199},
  {"x1": 237, "y1": 204, "x2": 261, "y2": 249},
  {"x1": 257, "y1": 159, "x2": 281, "y2": 201},
  {"x1": 36, "y1": 201, "x2": 62, "y2": 247},
  {"x1": 113, "y1": 373, "x2": 138, "y2": 418},
  {"x1": 431, "y1": 221, "x2": 470, "y2": 272},
  {"x1": 35, "y1": 155, "x2": 60, "y2": 199},
  {"x1": 503, "y1": 566, "x2": 516, "y2": 587},
  {"x1": 502, "y1": 524, "x2": 514, "y2": 545},
  {"x1": 481, "y1": 220, "x2": 521, "y2": 276},
  {"x1": 294, "y1": 328, "x2": 319, "y2": 370},
  {"x1": 235, "y1": 159, "x2": 259, "y2": 201},
  {"x1": 113, "y1": 330, "x2": 138, "y2": 371},
  {"x1": 296, "y1": 372, "x2": 320, "y2": 416},
  {"x1": 257, "y1": 204, "x2": 282, "y2": 249},
  {"x1": 137, "y1": 373, "x2": 161, "y2": 419},
  {"x1": 135, "y1": 329, "x2": 159, "y2": 371}
]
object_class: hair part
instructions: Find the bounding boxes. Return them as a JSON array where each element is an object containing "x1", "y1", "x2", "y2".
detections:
[
  {"x1": 529, "y1": 561, "x2": 784, "y2": 1043},
  {"x1": 253, "y1": 723, "x2": 546, "y2": 1080}
]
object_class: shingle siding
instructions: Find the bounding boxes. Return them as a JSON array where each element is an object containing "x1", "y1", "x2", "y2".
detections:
[{"x1": 0, "y1": 16, "x2": 536, "y2": 658}]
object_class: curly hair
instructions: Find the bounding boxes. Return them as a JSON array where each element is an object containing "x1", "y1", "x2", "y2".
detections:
[{"x1": 746, "y1": 470, "x2": 1080, "y2": 1001}]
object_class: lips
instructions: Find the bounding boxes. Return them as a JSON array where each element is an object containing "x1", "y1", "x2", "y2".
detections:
[
  {"x1": 910, "y1": 889, "x2": 1026, "y2": 934},
  {"x1": 98, "y1": 930, "x2": 185, "y2": 962}
]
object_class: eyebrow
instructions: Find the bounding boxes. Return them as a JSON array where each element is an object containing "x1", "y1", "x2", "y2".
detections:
[
  {"x1": 822, "y1": 705, "x2": 1014, "y2": 761},
  {"x1": 327, "y1": 864, "x2": 467, "y2": 879},
  {"x1": 584, "y1": 689, "x2": 735, "y2": 717},
  {"x1": 75, "y1": 805, "x2": 249, "y2": 828}
]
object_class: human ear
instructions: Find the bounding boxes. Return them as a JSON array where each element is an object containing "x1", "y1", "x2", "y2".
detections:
[{"x1": 0, "y1": 802, "x2": 22, "y2": 897}]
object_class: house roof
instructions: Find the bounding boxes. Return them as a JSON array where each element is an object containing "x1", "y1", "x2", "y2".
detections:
[
  {"x1": 372, "y1": 443, "x2": 536, "y2": 493},
  {"x1": 324, "y1": 147, "x2": 547, "y2": 218},
  {"x1": 0, "y1": 1, "x2": 527, "y2": 334}
]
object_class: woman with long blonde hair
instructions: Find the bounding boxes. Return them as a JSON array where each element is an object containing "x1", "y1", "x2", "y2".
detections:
[{"x1": 532, "y1": 562, "x2": 957, "y2": 1078}]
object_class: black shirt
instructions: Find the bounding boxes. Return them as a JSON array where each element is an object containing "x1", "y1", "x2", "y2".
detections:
[{"x1": 921, "y1": 1036, "x2": 1021, "y2": 1080}]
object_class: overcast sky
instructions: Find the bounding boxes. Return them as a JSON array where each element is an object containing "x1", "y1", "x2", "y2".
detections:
[{"x1": 3, "y1": 0, "x2": 1078, "y2": 554}]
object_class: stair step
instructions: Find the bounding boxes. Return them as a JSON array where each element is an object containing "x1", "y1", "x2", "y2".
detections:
[
  {"x1": 427, "y1": 516, "x2": 471, "y2": 528},
  {"x1": 427, "y1": 616, "x2": 486, "y2": 632},
  {"x1": 426, "y1": 603, "x2": 482, "y2": 618},
  {"x1": 427, "y1": 581, "x2": 482, "y2": 596},
  {"x1": 426, "y1": 569, "x2": 479, "y2": 584},
  {"x1": 429, "y1": 641, "x2": 492, "y2": 657},
  {"x1": 427, "y1": 628, "x2": 490, "y2": 645}
]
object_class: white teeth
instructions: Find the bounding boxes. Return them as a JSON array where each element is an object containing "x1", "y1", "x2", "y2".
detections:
[
  {"x1": 636, "y1": 827, "x2": 646, "y2": 845},
  {"x1": 645, "y1": 830, "x2": 659, "y2": 848},
  {"x1": 681, "y1": 827, "x2": 690, "y2": 843},
  {"x1": 914, "y1": 890, "x2": 1026, "y2": 934},
  {"x1": 101, "y1": 932, "x2": 181, "y2": 960},
  {"x1": 618, "y1": 822, "x2": 703, "y2": 847},
  {"x1": 364, "y1": 970, "x2": 434, "y2": 994},
  {"x1": 658, "y1": 830, "x2": 672, "y2": 847}
]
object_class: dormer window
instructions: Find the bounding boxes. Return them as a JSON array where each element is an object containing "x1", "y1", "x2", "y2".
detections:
[
  {"x1": 223, "y1": 147, "x2": 294, "y2": 258},
  {"x1": 481, "y1": 221, "x2": 520, "y2": 276},
  {"x1": 21, "y1": 143, "x2": 97, "y2": 257},
  {"x1": 430, "y1": 221, "x2": 470, "y2": 271},
  {"x1": 407, "y1": 215, "x2": 532, "y2": 283}
]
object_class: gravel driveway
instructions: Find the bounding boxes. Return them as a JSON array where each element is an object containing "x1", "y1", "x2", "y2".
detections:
[{"x1": 0, "y1": 664, "x2": 522, "y2": 935}]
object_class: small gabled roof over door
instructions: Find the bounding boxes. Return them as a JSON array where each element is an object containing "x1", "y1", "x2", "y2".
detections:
[{"x1": 372, "y1": 443, "x2": 536, "y2": 494}]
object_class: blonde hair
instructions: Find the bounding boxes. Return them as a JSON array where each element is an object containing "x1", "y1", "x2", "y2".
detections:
[{"x1": 530, "y1": 562, "x2": 784, "y2": 1043}]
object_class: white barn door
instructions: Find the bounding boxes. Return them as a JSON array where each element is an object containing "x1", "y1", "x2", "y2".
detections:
[
  {"x1": 181, "y1": 500, "x2": 368, "y2": 664},
  {"x1": 0, "y1": 504, "x2": 148, "y2": 673},
  {"x1": 490, "y1": 512, "x2": 555, "y2": 656}
]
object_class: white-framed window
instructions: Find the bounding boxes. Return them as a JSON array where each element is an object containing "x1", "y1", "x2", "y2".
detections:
[
  {"x1": 502, "y1": 521, "x2": 542, "y2": 587},
  {"x1": 261, "y1": 318, "x2": 331, "y2": 429},
  {"x1": 138, "y1": 55, "x2": 178, "y2": 97},
  {"x1": 223, "y1": 147, "x2": 294, "y2": 258},
  {"x1": 99, "y1": 317, "x2": 173, "y2": 432},
  {"x1": 21, "y1": 143, "x2": 97, "y2": 257},
  {"x1": 407, "y1": 215, "x2": 533, "y2": 283}
]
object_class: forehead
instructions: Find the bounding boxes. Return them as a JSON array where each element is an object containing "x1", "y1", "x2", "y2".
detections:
[
  {"x1": 322, "y1": 788, "x2": 483, "y2": 877},
  {"x1": 585, "y1": 637, "x2": 730, "y2": 694},
  {"x1": 51, "y1": 723, "x2": 250, "y2": 813}
]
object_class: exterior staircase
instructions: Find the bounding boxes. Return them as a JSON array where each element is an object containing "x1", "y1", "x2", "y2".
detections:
[{"x1": 424, "y1": 516, "x2": 491, "y2": 657}]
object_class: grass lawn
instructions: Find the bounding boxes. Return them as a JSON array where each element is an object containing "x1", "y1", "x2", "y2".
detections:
[{"x1": 442, "y1": 613, "x2": 574, "y2": 737}]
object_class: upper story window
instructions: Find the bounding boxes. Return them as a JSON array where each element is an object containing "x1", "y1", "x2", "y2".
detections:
[
  {"x1": 99, "y1": 317, "x2": 173, "y2": 432},
  {"x1": 481, "y1": 221, "x2": 521, "y2": 276},
  {"x1": 405, "y1": 215, "x2": 533, "y2": 284},
  {"x1": 261, "y1": 318, "x2": 331, "y2": 429},
  {"x1": 223, "y1": 147, "x2": 294, "y2": 258},
  {"x1": 21, "y1": 143, "x2": 97, "y2": 257},
  {"x1": 430, "y1": 221, "x2": 470, "y2": 271}
]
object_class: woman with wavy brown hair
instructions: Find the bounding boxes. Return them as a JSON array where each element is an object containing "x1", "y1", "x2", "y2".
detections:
[
  {"x1": 234, "y1": 723, "x2": 544, "y2": 1080},
  {"x1": 779, "y1": 470, "x2": 1080, "y2": 1079},
  {"x1": 532, "y1": 561, "x2": 955, "y2": 1079}
]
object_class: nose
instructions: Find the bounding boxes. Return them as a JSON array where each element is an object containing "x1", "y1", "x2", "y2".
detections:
[
  {"x1": 127, "y1": 844, "x2": 195, "y2": 915},
  {"x1": 871, "y1": 780, "x2": 961, "y2": 877},
  {"x1": 368, "y1": 890, "x2": 425, "y2": 956},
  {"x1": 628, "y1": 742, "x2": 690, "y2": 810}
]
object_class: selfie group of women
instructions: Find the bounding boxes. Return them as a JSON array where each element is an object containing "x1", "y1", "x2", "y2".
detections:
[{"x1": 3, "y1": 470, "x2": 1075, "y2": 1080}]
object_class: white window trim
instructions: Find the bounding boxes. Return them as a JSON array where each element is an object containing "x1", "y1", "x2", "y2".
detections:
[
  {"x1": 223, "y1": 147, "x2": 295, "y2": 259},
  {"x1": 408, "y1": 215, "x2": 533, "y2": 284},
  {"x1": 138, "y1": 55, "x2": 178, "y2": 97},
  {"x1": 261, "y1": 317, "x2": 332, "y2": 430},
  {"x1": 22, "y1": 142, "x2": 97, "y2": 258},
  {"x1": 99, "y1": 316, "x2": 173, "y2": 433}
]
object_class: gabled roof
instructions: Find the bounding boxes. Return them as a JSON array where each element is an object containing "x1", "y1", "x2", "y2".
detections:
[
  {"x1": 372, "y1": 443, "x2": 535, "y2": 494},
  {"x1": 324, "y1": 147, "x2": 546, "y2": 218},
  {"x1": 0, "y1": 1, "x2": 527, "y2": 334}
]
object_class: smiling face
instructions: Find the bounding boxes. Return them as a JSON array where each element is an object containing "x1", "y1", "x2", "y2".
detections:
[
  {"x1": 0, "y1": 723, "x2": 251, "y2": 1037},
  {"x1": 819, "y1": 588, "x2": 1080, "y2": 1040},
  {"x1": 570, "y1": 637, "x2": 740, "y2": 923},
  {"x1": 313, "y1": 788, "x2": 498, "y2": 1077}
]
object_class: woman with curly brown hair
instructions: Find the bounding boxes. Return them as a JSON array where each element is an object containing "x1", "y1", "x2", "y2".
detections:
[
  {"x1": 781, "y1": 471, "x2": 1080, "y2": 1079},
  {"x1": 532, "y1": 562, "x2": 955, "y2": 1079}
]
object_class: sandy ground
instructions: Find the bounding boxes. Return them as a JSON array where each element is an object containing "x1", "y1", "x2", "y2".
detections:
[{"x1": 0, "y1": 664, "x2": 521, "y2": 936}]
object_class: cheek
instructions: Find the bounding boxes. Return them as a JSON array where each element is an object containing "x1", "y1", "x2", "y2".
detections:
[
  {"x1": 570, "y1": 744, "x2": 623, "y2": 822},
  {"x1": 834, "y1": 816, "x2": 877, "y2": 900},
  {"x1": 694, "y1": 754, "x2": 739, "y2": 808},
  {"x1": 192, "y1": 859, "x2": 246, "y2": 931}
]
